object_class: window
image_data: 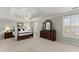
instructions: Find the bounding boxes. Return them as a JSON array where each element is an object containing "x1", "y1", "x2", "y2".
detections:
[{"x1": 63, "y1": 14, "x2": 79, "y2": 39}]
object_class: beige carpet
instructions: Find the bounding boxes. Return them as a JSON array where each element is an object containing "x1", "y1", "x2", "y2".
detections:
[{"x1": 0, "y1": 37, "x2": 79, "y2": 52}]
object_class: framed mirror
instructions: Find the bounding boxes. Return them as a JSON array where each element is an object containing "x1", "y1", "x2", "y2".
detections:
[
  {"x1": 46, "y1": 22, "x2": 50, "y2": 30},
  {"x1": 42, "y1": 20, "x2": 52, "y2": 30}
]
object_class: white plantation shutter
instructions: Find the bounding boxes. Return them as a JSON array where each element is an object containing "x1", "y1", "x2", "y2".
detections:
[{"x1": 63, "y1": 14, "x2": 79, "y2": 39}]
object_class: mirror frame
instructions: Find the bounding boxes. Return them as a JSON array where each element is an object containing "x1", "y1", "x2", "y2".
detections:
[{"x1": 42, "y1": 20, "x2": 52, "y2": 30}]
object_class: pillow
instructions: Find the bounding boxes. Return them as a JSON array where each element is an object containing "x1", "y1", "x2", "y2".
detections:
[
  {"x1": 18, "y1": 29, "x2": 20, "y2": 31},
  {"x1": 22, "y1": 28, "x2": 25, "y2": 31}
]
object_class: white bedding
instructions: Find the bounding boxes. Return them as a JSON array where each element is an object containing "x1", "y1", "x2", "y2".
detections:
[
  {"x1": 18, "y1": 28, "x2": 32, "y2": 33},
  {"x1": 17, "y1": 28, "x2": 33, "y2": 36},
  {"x1": 18, "y1": 32, "x2": 32, "y2": 36}
]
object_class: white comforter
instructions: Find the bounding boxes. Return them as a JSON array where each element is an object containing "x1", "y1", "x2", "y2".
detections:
[{"x1": 18, "y1": 32, "x2": 32, "y2": 36}]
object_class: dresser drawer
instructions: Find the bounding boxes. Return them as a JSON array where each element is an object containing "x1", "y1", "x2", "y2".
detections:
[
  {"x1": 4, "y1": 32, "x2": 13, "y2": 39},
  {"x1": 40, "y1": 30, "x2": 56, "y2": 41}
]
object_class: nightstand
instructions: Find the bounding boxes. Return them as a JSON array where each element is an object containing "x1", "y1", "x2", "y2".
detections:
[{"x1": 4, "y1": 32, "x2": 13, "y2": 39}]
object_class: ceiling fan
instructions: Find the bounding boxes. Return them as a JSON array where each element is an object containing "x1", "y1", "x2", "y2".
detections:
[{"x1": 24, "y1": 14, "x2": 32, "y2": 19}]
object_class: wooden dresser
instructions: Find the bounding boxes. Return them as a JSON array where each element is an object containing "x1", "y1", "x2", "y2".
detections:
[{"x1": 40, "y1": 30, "x2": 56, "y2": 41}]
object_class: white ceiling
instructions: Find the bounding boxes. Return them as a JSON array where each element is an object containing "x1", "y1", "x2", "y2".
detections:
[
  {"x1": 10, "y1": 7, "x2": 77, "y2": 18},
  {"x1": 36, "y1": 7, "x2": 73, "y2": 16},
  {"x1": 0, "y1": 7, "x2": 79, "y2": 20}
]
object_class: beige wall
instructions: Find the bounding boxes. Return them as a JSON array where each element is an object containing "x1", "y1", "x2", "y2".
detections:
[{"x1": 0, "y1": 19, "x2": 16, "y2": 33}]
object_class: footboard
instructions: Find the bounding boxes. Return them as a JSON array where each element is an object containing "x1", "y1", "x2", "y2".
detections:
[{"x1": 17, "y1": 34, "x2": 33, "y2": 41}]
